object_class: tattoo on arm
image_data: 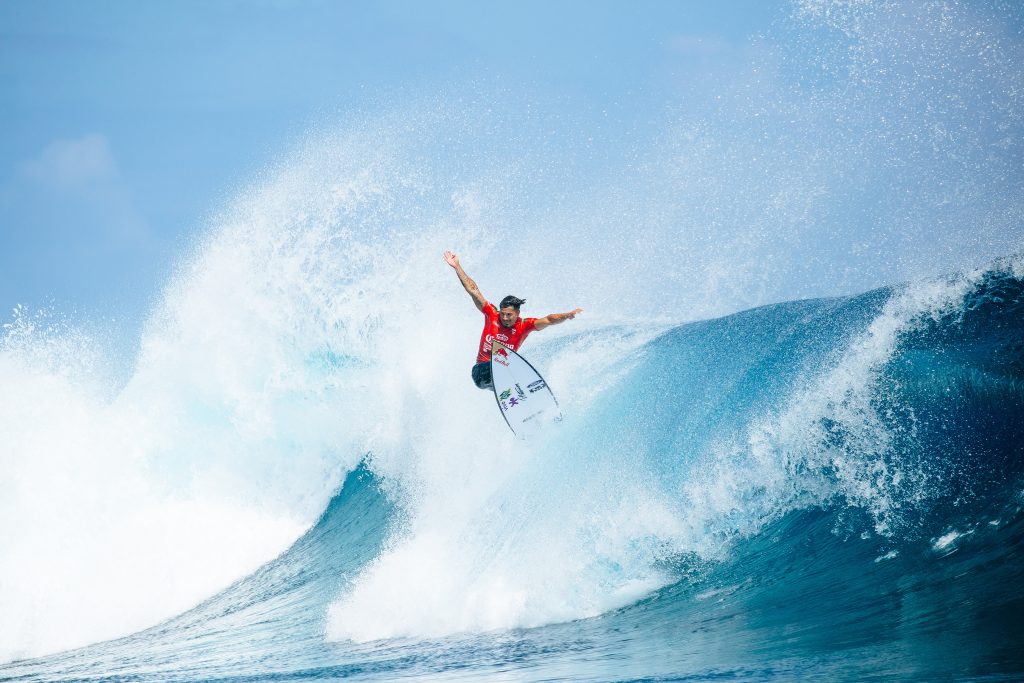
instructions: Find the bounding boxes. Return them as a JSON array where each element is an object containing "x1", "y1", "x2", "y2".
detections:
[{"x1": 456, "y1": 267, "x2": 486, "y2": 309}]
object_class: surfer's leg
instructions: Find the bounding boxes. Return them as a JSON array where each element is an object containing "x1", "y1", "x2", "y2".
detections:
[{"x1": 471, "y1": 362, "x2": 493, "y2": 390}]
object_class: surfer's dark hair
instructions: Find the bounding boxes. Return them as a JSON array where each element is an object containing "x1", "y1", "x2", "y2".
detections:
[{"x1": 499, "y1": 295, "x2": 526, "y2": 310}]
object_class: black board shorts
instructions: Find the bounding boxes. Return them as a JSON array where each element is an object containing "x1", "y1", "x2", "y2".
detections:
[{"x1": 471, "y1": 361, "x2": 493, "y2": 390}]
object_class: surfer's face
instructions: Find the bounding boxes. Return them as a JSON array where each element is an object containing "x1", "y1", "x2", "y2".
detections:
[{"x1": 499, "y1": 306, "x2": 520, "y2": 328}]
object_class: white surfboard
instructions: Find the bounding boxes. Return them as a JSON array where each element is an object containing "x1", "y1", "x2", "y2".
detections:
[{"x1": 490, "y1": 340, "x2": 561, "y2": 436}]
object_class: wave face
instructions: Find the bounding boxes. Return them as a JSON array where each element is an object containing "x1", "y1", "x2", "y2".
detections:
[{"x1": 2, "y1": 258, "x2": 1022, "y2": 682}]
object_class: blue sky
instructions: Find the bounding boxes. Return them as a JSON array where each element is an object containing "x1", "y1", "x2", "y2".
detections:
[{"x1": 0, "y1": 1, "x2": 777, "y2": 323}]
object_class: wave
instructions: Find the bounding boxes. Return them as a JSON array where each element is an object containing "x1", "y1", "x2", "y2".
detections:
[{"x1": 4, "y1": 255, "x2": 1021, "y2": 682}]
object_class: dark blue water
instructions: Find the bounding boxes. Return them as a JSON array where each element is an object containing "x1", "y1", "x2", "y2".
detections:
[{"x1": 3, "y1": 258, "x2": 1022, "y2": 682}]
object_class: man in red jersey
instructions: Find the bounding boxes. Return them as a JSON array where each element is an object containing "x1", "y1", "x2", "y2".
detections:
[{"x1": 443, "y1": 250, "x2": 583, "y2": 390}]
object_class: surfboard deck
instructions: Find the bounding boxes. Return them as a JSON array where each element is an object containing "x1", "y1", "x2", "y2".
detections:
[{"x1": 490, "y1": 340, "x2": 561, "y2": 436}]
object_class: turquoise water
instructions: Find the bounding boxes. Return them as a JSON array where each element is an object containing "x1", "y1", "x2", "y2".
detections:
[{"x1": 3, "y1": 260, "x2": 1022, "y2": 682}]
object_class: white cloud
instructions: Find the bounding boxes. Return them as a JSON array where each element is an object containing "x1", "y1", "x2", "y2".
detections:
[
  {"x1": 15, "y1": 133, "x2": 155, "y2": 247},
  {"x1": 21, "y1": 133, "x2": 119, "y2": 188}
]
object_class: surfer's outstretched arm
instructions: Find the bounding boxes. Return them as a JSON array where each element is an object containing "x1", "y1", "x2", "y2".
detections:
[
  {"x1": 443, "y1": 250, "x2": 487, "y2": 312},
  {"x1": 533, "y1": 308, "x2": 583, "y2": 331}
]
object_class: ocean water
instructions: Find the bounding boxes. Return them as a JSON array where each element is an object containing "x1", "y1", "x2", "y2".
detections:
[
  {"x1": 2, "y1": 259, "x2": 1022, "y2": 682},
  {"x1": 2, "y1": 0, "x2": 1024, "y2": 680}
]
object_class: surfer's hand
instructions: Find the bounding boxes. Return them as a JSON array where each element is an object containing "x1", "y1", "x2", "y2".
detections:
[
  {"x1": 534, "y1": 308, "x2": 582, "y2": 330},
  {"x1": 443, "y1": 250, "x2": 460, "y2": 268}
]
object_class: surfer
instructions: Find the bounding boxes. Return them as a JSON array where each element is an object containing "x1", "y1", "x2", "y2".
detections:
[{"x1": 443, "y1": 250, "x2": 582, "y2": 390}]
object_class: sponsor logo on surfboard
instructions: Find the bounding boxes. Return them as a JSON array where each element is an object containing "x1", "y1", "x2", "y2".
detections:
[
  {"x1": 499, "y1": 394, "x2": 522, "y2": 412},
  {"x1": 491, "y1": 343, "x2": 511, "y2": 366},
  {"x1": 527, "y1": 380, "x2": 546, "y2": 393},
  {"x1": 515, "y1": 384, "x2": 526, "y2": 400}
]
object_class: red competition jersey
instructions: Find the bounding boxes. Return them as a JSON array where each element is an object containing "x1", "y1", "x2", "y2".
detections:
[{"x1": 476, "y1": 303, "x2": 538, "y2": 363}]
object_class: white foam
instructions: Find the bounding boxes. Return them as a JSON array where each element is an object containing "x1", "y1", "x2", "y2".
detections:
[
  {"x1": 0, "y1": 333, "x2": 308, "y2": 662},
  {"x1": 875, "y1": 550, "x2": 899, "y2": 563},
  {"x1": 934, "y1": 531, "x2": 960, "y2": 550},
  {"x1": 327, "y1": 441, "x2": 684, "y2": 642},
  {"x1": 0, "y1": 120, "x2": 496, "y2": 661},
  {"x1": 932, "y1": 529, "x2": 975, "y2": 552}
]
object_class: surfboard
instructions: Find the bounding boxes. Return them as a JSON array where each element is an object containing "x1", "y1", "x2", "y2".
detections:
[{"x1": 490, "y1": 339, "x2": 561, "y2": 436}]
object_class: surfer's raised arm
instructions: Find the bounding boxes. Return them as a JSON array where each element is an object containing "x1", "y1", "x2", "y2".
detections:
[
  {"x1": 443, "y1": 250, "x2": 487, "y2": 312},
  {"x1": 533, "y1": 308, "x2": 583, "y2": 331}
]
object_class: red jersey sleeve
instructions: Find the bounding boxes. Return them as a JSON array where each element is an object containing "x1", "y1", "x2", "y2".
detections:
[{"x1": 523, "y1": 317, "x2": 539, "y2": 332}]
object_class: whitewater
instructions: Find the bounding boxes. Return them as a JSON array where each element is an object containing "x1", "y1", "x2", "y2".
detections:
[{"x1": 2, "y1": 1, "x2": 1024, "y2": 681}]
